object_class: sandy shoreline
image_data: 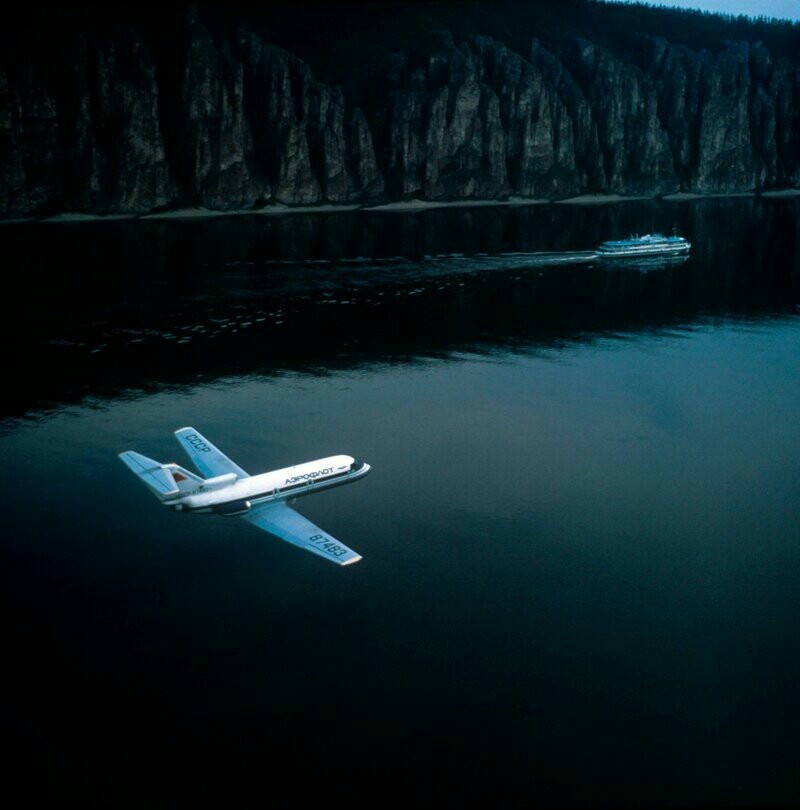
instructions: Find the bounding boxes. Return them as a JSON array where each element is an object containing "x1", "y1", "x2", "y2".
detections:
[
  {"x1": 364, "y1": 196, "x2": 549, "y2": 212},
  {"x1": 760, "y1": 189, "x2": 800, "y2": 198},
  {"x1": 661, "y1": 191, "x2": 757, "y2": 201},
  {"x1": 555, "y1": 193, "x2": 653, "y2": 205},
  {"x1": 43, "y1": 212, "x2": 139, "y2": 223},
  {"x1": 2, "y1": 187, "x2": 797, "y2": 225},
  {"x1": 141, "y1": 203, "x2": 363, "y2": 219}
]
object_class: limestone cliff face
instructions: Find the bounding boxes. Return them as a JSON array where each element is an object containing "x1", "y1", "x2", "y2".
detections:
[
  {"x1": 70, "y1": 29, "x2": 176, "y2": 213},
  {"x1": 230, "y1": 28, "x2": 383, "y2": 204},
  {"x1": 373, "y1": 33, "x2": 609, "y2": 200},
  {"x1": 643, "y1": 37, "x2": 800, "y2": 192},
  {"x1": 374, "y1": 34, "x2": 508, "y2": 199},
  {"x1": 179, "y1": 16, "x2": 265, "y2": 209},
  {"x1": 172, "y1": 12, "x2": 384, "y2": 208},
  {"x1": 2, "y1": 28, "x2": 176, "y2": 215},
  {"x1": 567, "y1": 39, "x2": 679, "y2": 195},
  {"x1": 1, "y1": 13, "x2": 798, "y2": 217},
  {"x1": 0, "y1": 57, "x2": 62, "y2": 216}
]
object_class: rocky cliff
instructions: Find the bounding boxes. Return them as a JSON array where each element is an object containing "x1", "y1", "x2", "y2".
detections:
[{"x1": 1, "y1": 8, "x2": 799, "y2": 217}]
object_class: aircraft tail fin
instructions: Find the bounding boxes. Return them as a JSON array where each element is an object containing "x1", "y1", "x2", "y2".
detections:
[
  {"x1": 164, "y1": 463, "x2": 204, "y2": 494},
  {"x1": 118, "y1": 451, "x2": 203, "y2": 501}
]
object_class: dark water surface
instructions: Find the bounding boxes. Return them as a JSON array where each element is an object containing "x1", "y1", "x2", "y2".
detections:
[{"x1": 3, "y1": 199, "x2": 800, "y2": 806}]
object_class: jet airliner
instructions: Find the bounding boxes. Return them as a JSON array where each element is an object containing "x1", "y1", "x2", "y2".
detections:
[{"x1": 119, "y1": 427, "x2": 371, "y2": 565}]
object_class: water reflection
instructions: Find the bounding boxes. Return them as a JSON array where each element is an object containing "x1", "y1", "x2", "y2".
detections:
[
  {"x1": 595, "y1": 254, "x2": 689, "y2": 272},
  {"x1": 2, "y1": 197, "x2": 798, "y2": 422}
]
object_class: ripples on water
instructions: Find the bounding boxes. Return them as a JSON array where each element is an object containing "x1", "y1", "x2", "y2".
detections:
[{"x1": 2, "y1": 197, "x2": 798, "y2": 423}]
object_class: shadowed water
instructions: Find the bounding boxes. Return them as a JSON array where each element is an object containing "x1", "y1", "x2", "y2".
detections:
[{"x1": 2, "y1": 198, "x2": 799, "y2": 805}]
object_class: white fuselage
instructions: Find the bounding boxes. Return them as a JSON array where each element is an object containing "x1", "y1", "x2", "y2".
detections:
[{"x1": 168, "y1": 455, "x2": 371, "y2": 514}]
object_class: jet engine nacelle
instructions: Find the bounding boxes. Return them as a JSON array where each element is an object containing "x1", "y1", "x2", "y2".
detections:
[
  {"x1": 203, "y1": 473, "x2": 238, "y2": 490},
  {"x1": 215, "y1": 499, "x2": 252, "y2": 516}
]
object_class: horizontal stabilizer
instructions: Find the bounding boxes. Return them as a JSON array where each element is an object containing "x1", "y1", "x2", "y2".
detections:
[{"x1": 119, "y1": 451, "x2": 179, "y2": 499}]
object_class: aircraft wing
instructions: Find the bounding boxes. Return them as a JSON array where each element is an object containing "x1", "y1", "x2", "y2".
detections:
[
  {"x1": 174, "y1": 427, "x2": 249, "y2": 479},
  {"x1": 242, "y1": 502, "x2": 362, "y2": 566}
]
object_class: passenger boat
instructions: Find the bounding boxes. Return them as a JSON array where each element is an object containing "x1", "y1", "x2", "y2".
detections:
[{"x1": 597, "y1": 233, "x2": 690, "y2": 258}]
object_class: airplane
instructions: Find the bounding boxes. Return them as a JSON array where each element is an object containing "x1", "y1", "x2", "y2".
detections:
[{"x1": 119, "y1": 427, "x2": 371, "y2": 566}]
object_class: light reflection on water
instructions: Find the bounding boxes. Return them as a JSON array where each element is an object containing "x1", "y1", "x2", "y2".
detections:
[{"x1": 2, "y1": 199, "x2": 800, "y2": 804}]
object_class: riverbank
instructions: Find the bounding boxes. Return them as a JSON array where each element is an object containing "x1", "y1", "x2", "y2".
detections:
[{"x1": 2, "y1": 188, "x2": 798, "y2": 225}]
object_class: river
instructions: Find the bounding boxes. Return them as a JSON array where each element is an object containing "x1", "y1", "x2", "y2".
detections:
[{"x1": 2, "y1": 197, "x2": 799, "y2": 805}]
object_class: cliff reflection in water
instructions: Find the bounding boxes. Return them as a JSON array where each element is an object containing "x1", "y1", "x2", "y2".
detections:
[{"x1": 2, "y1": 197, "x2": 799, "y2": 422}]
